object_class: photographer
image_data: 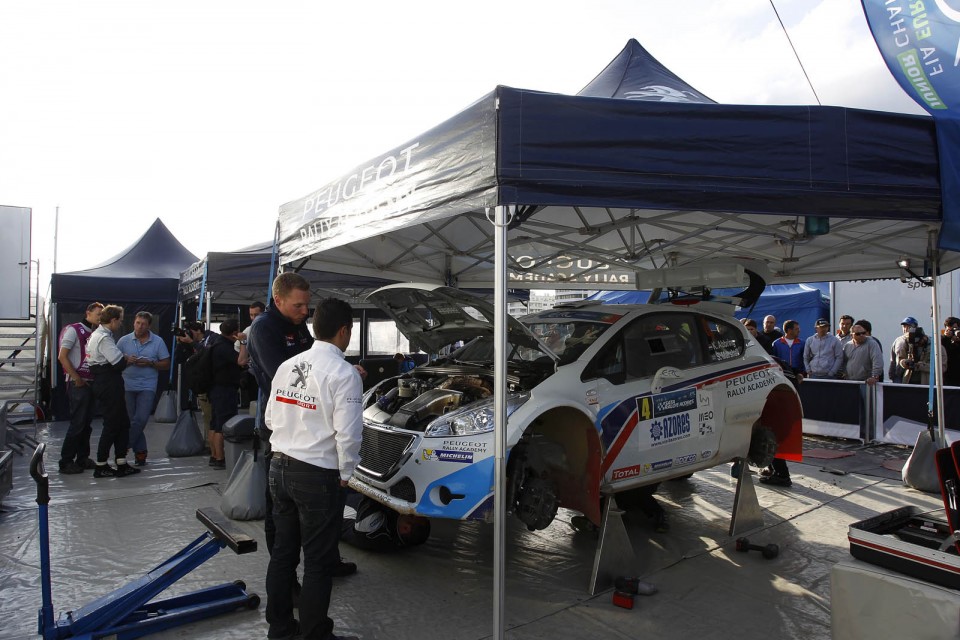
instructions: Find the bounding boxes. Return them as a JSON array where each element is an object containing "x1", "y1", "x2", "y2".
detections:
[
  {"x1": 942, "y1": 317, "x2": 960, "y2": 386},
  {"x1": 898, "y1": 325, "x2": 946, "y2": 385}
]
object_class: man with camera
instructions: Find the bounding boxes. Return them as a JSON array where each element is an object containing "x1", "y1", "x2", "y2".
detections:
[
  {"x1": 892, "y1": 317, "x2": 946, "y2": 385},
  {"x1": 943, "y1": 317, "x2": 960, "y2": 387}
]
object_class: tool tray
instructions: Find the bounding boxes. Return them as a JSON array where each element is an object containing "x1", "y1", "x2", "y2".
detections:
[{"x1": 847, "y1": 440, "x2": 960, "y2": 590}]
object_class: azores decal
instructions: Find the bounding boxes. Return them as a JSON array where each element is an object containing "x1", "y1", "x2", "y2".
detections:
[{"x1": 638, "y1": 388, "x2": 697, "y2": 448}]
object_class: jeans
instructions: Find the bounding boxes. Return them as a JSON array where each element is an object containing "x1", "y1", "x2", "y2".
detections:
[
  {"x1": 265, "y1": 455, "x2": 343, "y2": 640},
  {"x1": 125, "y1": 389, "x2": 155, "y2": 454},
  {"x1": 60, "y1": 381, "x2": 95, "y2": 465}
]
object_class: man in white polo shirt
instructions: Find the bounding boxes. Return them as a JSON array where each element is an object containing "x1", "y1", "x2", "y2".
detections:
[{"x1": 264, "y1": 297, "x2": 362, "y2": 640}]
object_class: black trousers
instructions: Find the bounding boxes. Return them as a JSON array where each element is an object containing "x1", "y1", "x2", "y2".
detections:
[
  {"x1": 60, "y1": 381, "x2": 94, "y2": 465},
  {"x1": 90, "y1": 369, "x2": 131, "y2": 463}
]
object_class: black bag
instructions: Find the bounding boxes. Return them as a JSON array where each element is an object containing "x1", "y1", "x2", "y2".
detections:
[{"x1": 183, "y1": 343, "x2": 215, "y2": 395}]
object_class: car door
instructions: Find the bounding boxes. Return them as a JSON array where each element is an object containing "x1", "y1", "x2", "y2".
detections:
[{"x1": 589, "y1": 311, "x2": 721, "y2": 483}]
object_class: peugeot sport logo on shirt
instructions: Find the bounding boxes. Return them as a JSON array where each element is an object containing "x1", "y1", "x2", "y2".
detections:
[
  {"x1": 275, "y1": 388, "x2": 318, "y2": 410},
  {"x1": 291, "y1": 361, "x2": 311, "y2": 389}
]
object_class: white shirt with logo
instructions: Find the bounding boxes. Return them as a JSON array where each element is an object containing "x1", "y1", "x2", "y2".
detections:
[{"x1": 265, "y1": 341, "x2": 363, "y2": 480}]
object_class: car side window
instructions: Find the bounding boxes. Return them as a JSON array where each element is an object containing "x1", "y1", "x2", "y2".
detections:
[
  {"x1": 623, "y1": 313, "x2": 703, "y2": 379},
  {"x1": 698, "y1": 316, "x2": 745, "y2": 362},
  {"x1": 582, "y1": 337, "x2": 625, "y2": 383}
]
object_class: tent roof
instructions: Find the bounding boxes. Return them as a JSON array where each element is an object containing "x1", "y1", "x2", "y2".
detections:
[
  {"x1": 277, "y1": 42, "x2": 952, "y2": 288},
  {"x1": 577, "y1": 39, "x2": 714, "y2": 103},
  {"x1": 52, "y1": 219, "x2": 198, "y2": 303},
  {"x1": 179, "y1": 239, "x2": 395, "y2": 306}
]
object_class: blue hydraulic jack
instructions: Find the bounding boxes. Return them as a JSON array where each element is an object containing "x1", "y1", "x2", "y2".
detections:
[{"x1": 31, "y1": 443, "x2": 261, "y2": 639}]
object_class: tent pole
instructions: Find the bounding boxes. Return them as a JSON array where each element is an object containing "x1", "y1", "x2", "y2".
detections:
[
  {"x1": 492, "y1": 205, "x2": 508, "y2": 640},
  {"x1": 931, "y1": 231, "x2": 945, "y2": 444},
  {"x1": 205, "y1": 291, "x2": 212, "y2": 331}
]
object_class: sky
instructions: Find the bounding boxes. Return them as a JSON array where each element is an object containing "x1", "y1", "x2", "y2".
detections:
[{"x1": 0, "y1": 0, "x2": 927, "y2": 295}]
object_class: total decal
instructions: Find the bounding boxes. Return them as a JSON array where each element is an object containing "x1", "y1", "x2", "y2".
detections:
[{"x1": 637, "y1": 388, "x2": 698, "y2": 449}]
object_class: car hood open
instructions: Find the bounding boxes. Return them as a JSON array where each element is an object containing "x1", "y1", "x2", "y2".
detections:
[{"x1": 365, "y1": 284, "x2": 554, "y2": 357}]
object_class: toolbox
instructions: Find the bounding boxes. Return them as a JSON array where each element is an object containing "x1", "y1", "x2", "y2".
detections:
[{"x1": 847, "y1": 440, "x2": 960, "y2": 590}]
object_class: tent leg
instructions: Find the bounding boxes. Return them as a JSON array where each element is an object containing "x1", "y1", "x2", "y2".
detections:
[
  {"x1": 729, "y1": 457, "x2": 764, "y2": 536},
  {"x1": 588, "y1": 496, "x2": 635, "y2": 595}
]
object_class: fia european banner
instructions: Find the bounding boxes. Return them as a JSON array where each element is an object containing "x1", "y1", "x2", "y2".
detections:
[{"x1": 861, "y1": 0, "x2": 960, "y2": 113}]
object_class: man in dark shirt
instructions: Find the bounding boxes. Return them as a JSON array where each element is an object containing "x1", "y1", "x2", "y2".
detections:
[
  {"x1": 247, "y1": 273, "x2": 357, "y2": 579},
  {"x1": 208, "y1": 319, "x2": 248, "y2": 469},
  {"x1": 247, "y1": 273, "x2": 313, "y2": 434}
]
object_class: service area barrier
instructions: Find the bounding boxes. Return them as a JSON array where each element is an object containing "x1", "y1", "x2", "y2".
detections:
[{"x1": 799, "y1": 379, "x2": 960, "y2": 445}]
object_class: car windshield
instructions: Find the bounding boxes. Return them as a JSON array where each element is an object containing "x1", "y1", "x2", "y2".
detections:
[{"x1": 522, "y1": 319, "x2": 614, "y2": 365}]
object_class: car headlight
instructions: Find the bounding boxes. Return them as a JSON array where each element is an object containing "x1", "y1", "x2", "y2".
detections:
[{"x1": 424, "y1": 393, "x2": 529, "y2": 437}]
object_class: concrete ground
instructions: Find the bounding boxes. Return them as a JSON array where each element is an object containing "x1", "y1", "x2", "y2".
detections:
[{"x1": 0, "y1": 417, "x2": 941, "y2": 640}]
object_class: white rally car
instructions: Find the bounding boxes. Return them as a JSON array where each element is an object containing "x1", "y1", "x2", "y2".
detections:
[{"x1": 350, "y1": 283, "x2": 802, "y2": 529}]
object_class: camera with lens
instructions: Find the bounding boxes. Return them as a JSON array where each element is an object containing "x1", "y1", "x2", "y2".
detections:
[
  {"x1": 172, "y1": 326, "x2": 186, "y2": 338},
  {"x1": 907, "y1": 326, "x2": 927, "y2": 346}
]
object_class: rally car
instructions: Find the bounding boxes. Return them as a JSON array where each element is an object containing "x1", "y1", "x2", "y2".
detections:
[{"x1": 349, "y1": 283, "x2": 802, "y2": 530}]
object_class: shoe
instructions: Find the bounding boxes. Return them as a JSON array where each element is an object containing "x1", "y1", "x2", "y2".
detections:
[
  {"x1": 730, "y1": 460, "x2": 742, "y2": 477},
  {"x1": 134, "y1": 451, "x2": 147, "y2": 466},
  {"x1": 80, "y1": 458, "x2": 98, "y2": 470},
  {"x1": 212, "y1": 459, "x2": 226, "y2": 469},
  {"x1": 59, "y1": 461, "x2": 84, "y2": 475},
  {"x1": 331, "y1": 635, "x2": 359, "y2": 640},
  {"x1": 93, "y1": 465, "x2": 116, "y2": 478},
  {"x1": 267, "y1": 620, "x2": 300, "y2": 640},
  {"x1": 208, "y1": 456, "x2": 217, "y2": 466},
  {"x1": 759, "y1": 467, "x2": 774, "y2": 478},
  {"x1": 115, "y1": 464, "x2": 142, "y2": 477},
  {"x1": 569, "y1": 515, "x2": 599, "y2": 535},
  {"x1": 759, "y1": 474, "x2": 792, "y2": 487},
  {"x1": 653, "y1": 511, "x2": 670, "y2": 533},
  {"x1": 331, "y1": 558, "x2": 357, "y2": 577}
]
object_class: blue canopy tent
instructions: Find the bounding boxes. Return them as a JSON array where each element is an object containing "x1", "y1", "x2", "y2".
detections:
[
  {"x1": 49, "y1": 219, "x2": 198, "y2": 419},
  {"x1": 273, "y1": 39, "x2": 956, "y2": 637},
  {"x1": 278, "y1": 40, "x2": 953, "y2": 289}
]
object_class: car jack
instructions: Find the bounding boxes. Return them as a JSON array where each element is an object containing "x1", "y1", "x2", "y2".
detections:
[{"x1": 31, "y1": 443, "x2": 260, "y2": 639}]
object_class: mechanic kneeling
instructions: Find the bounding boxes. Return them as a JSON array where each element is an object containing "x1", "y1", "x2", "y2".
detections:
[{"x1": 341, "y1": 492, "x2": 431, "y2": 551}]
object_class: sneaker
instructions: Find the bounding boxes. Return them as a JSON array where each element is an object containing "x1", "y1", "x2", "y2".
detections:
[
  {"x1": 331, "y1": 558, "x2": 357, "y2": 577},
  {"x1": 208, "y1": 456, "x2": 218, "y2": 466},
  {"x1": 134, "y1": 451, "x2": 147, "y2": 466},
  {"x1": 80, "y1": 458, "x2": 98, "y2": 470},
  {"x1": 212, "y1": 459, "x2": 226, "y2": 470},
  {"x1": 93, "y1": 465, "x2": 116, "y2": 478},
  {"x1": 115, "y1": 464, "x2": 142, "y2": 477},
  {"x1": 569, "y1": 515, "x2": 599, "y2": 535},
  {"x1": 759, "y1": 474, "x2": 792, "y2": 487},
  {"x1": 59, "y1": 461, "x2": 84, "y2": 475},
  {"x1": 759, "y1": 467, "x2": 774, "y2": 478}
]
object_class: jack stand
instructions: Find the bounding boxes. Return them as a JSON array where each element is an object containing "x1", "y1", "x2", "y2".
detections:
[
  {"x1": 589, "y1": 496, "x2": 635, "y2": 595},
  {"x1": 729, "y1": 457, "x2": 764, "y2": 536},
  {"x1": 31, "y1": 443, "x2": 260, "y2": 640}
]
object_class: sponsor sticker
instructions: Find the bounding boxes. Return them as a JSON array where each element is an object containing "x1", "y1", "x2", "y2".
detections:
[
  {"x1": 422, "y1": 449, "x2": 473, "y2": 463},
  {"x1": 701, "y1": 450, "x2": 713, "y2": 460},
  {"x1": 612, "y1": 464, "x2": 642, "y2": 480},
  {"x1": 586, "y1": 388, "x2": 599, "y2": 406},
  {"x1": 651, "y1": 458, "x2": 673, "y2": 471},
  {"x1": 648, "y1": 413, "x2": 692, "y2": 447},
  {"x1": 674, "y1": 453, "x2": 697, "y2": 467}
]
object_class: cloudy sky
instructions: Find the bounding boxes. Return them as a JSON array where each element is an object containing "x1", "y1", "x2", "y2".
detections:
[{"x1": 0, "y1": 0, "x2": 925, "y2": 288}]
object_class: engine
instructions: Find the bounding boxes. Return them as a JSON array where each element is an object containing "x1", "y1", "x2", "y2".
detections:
[{"x1": 363, "y1": 372, "x2": 494, "y2": 432}]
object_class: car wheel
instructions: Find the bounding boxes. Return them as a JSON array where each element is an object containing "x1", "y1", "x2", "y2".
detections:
[{"x1": 747, "y1": 427, "x2": 778, "y2": 468}]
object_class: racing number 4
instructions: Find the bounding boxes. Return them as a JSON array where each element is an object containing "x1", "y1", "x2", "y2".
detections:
[{"x1": 640, "y1": 397, "x2": 652, "y2": 421}]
